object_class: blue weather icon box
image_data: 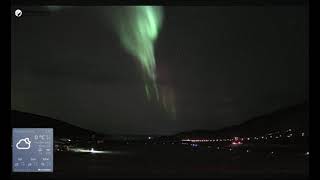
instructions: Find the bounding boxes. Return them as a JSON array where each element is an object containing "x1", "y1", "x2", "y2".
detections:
[{"x1": 12, "y1": 128, "x2": 53, "y2": 172}]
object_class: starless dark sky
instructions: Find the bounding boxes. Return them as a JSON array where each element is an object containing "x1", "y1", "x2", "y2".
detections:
[{"x1": 11, "y1": 6, "x2": 308, "y2": 135}]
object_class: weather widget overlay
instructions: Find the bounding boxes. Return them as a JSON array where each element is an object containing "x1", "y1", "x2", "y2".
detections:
[{"x1": 12, "y1": 128, "x2": 53, "y2": 172}]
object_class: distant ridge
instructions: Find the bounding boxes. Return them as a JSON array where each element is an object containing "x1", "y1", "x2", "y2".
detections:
[
  {"x1": 11, "y1": 110, "x2": 105, "y2": 138},
  {"x1": 176, "y1": 102, "x2": 309, "y2": 138}
]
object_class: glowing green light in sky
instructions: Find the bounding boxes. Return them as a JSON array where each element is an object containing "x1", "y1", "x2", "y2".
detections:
[
  {"x1": 145, "y1": 84, "x2": 150, "y2": 100},
  {"x1": 111, "y1": 6, "x2": 176, "y2": 119},
  {"x1": 113, "y1": 6, "x2": 163, "y2": 81}
]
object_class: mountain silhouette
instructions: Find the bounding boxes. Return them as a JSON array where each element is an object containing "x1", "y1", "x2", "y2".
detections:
[
  {"x1": 11, "y1": 110, "x2": 105, "y2": 138},
  {"x1": 176, "y1": 102, "x2": 309, "y2": 138}
]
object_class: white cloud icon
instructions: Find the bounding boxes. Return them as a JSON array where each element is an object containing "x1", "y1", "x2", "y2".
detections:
[{"x1": 16, "y1": 138, "x2": 31, "y2": 150}]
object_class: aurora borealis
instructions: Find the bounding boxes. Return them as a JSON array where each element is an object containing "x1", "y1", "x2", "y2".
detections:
[
  {"x1": 111, "y1": 6, "x2": 175, "y2": 118},
  {"x1": 11, "y1": 6, "x2": 307, "y2": 135},
  {"x1": 112, "y1": 6, "x2": 163, "y2": 81}
]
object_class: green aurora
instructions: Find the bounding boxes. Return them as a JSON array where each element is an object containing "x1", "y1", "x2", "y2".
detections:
[{"x1": 111, "y1": 6, "x2": 175, "y2": 119}]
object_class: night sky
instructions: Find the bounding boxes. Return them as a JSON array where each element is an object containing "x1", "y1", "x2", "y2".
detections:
[{"x1": 11, "y1": 6, "x2": 308, "y2": 135}]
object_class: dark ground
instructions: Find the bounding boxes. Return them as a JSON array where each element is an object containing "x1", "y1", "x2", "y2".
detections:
[{"x1": 12, "y1": 143, "x2": 309, "y2": 179}]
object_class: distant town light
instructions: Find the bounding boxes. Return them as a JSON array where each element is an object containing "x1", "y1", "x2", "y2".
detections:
[
  {"x1": 305, "y1": 152, "x2": 309, "y2": 156},
  {"x1": 302, "y1": 133, "x2": 305, "y2": 137}
]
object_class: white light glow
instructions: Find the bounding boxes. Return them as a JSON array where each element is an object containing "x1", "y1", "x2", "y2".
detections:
[{"x1": 69, "y1": 148, "x2": 112, "y2": 154}]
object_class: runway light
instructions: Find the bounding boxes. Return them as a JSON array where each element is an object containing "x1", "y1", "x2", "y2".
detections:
[
  {"x1": 246, "y1": 149, "x2": 250, "y2": 153},
  {"x1": 305, "y1": 152, "x2": 309, "y2": 155},
  {"x1": 302, "y1": 133, "x2": 305, "y2": 137},
  {"x1": 247, "y1": 138, "x2": 250, "y2": 140}
]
